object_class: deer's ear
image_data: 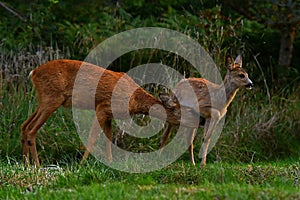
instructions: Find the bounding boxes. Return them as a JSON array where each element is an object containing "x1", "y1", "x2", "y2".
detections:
[
  {"x1": 159, "y1": 93, "x2": 179, "y2": 109},
  {"x1": 234, "y1": 55, "x2": 242, "y2": 68},
  {"x1": 225, "y1": 55, "x2": 235, "y2": 70}
]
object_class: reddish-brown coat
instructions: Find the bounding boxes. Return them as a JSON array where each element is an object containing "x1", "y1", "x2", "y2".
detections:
[{"x1": 21, "y1": 59, "x2": 199, "y2": 167}]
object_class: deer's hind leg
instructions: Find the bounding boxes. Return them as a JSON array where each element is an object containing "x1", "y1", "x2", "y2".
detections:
[
  {"x1": 21, "y1": 96, "x2": 64, "y2": 167},
  {"x1": 199, "y1": 108, "x2": 220, "y2": 167},
  {"x1": 186, "y1": 128, "x2": 197, "y2": 165}
]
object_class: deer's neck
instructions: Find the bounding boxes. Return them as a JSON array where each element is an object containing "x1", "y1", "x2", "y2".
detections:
[
  {"x1": 131, "y1": 88, "x2": 181, "y2": 125},
  {"x1": 223, "y1": 73, "x2": 239, "y2": 109},
  {"x1": 132, "y1": 88, "x2": 162, "y2": 115}
]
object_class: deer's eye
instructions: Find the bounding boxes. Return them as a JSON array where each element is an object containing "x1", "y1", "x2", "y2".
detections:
[{"x1": 239, "y1": 74, "x2": 245, "y2": 78}]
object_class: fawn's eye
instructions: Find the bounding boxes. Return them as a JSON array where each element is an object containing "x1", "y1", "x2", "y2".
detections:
[{"x1": 238, "y1": 74, "x2": 245, "y2": 78}]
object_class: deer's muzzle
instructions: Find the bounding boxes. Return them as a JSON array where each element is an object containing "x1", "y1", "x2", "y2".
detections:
[{"x1": 245, "y1": 82, "x2": 253, "y2": 89}]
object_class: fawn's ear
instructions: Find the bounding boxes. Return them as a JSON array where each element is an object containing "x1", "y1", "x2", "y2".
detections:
[
  {"x1": 225, "y1": 55, "x2": 235, "y2": 70},
  {"x1": 159, "y1": 93, "x2": 179, "y2": 109},
  {"x1": 234, "y1": 55, "x2": 242, "y2": 68}
]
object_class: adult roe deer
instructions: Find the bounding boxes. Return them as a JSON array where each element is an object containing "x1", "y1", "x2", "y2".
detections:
[
  {"x1": 159, "y1": 55, "x2": 253, "y2": 167},
  {"x1": 21, "y1": 59, "x2": 200, "y2": 167}
]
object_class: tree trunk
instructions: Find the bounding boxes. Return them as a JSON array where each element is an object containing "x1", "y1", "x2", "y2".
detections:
[{"x1": 278, "y1": 27, "x2": 296, "y2": 67}]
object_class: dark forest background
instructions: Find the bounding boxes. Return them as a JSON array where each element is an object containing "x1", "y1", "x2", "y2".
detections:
[{"x1": 0, "y1": 0, "x2": 299, "y2": 164}]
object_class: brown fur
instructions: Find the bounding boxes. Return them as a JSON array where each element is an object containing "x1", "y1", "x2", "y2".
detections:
[{"x1": 21, "y1": 59, "x2": 199, "y2": 167}]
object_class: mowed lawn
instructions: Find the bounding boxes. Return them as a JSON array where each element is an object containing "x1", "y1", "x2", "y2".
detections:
[{"x1": 1, "y1": 159, "x2": 299, "y2": 200}]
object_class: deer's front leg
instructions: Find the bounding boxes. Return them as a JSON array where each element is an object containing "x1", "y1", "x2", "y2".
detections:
[
  {"x1": 159, "y1": 123, "x2": 173, "y2": 149},
  {"x1": 96, "y1": 106, "x2": 113, "y2": 163},
  {"x1": 81, "y1": 116, "x2": 101, "y2": 164},
  {"x1": 81, "y1": 106, "x2": 113, "y2": 164},
  {"x1": 200, "y1": 108, "x2": 220, "y2": 167},
  {"x1": 103, "y1": 119, "x2": 113, "y2": 163}
]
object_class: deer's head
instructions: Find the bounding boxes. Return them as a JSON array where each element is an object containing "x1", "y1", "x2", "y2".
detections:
[{"x1": 225, "y1": 55, "x2": 253, "y2": 89}]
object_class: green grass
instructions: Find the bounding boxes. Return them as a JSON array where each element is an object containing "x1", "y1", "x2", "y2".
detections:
[{"x1": 1, "y1": 159, "x2": 299, "y2": 199}]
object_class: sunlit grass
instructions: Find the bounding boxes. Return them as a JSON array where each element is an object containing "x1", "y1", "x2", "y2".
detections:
[{"x1": 1, "y1": 159, "x2": 299, "y2": 199}]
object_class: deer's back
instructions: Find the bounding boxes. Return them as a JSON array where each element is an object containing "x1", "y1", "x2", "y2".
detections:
[
  {"x1": 30, "y1": 59, "x2": 141, "y2": 110},
  {"x1": 173, "y1": 78, "x2": 223, "y2": 118}
]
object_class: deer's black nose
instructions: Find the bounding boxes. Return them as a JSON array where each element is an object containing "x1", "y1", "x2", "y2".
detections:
[{"x1": 245, "y1": 82, "x2": 253, "y2": 89}]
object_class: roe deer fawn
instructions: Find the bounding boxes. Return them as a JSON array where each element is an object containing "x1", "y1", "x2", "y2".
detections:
[
  {"x1": 159, "y1": 55, "x2": 253, "y2": 167},
  {"x1": 21, "y1": 59, "x2": 199, "y2": 167}
]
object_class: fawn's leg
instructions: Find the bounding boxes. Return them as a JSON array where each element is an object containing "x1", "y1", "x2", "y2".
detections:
[
  {"x1": 159, "y1": 123, "x2": 173, "y2": 149},
  {"x1": 187, "y1": 128, "x2": 197, "y2": 165},
  {"x1": 200, "y1": 109, "x2": 220, "y2": 167}
]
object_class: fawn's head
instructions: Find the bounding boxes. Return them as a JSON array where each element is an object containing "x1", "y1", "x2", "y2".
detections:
[{"x1": 225, "y1": 55, "x2": 253, "y2": 89}]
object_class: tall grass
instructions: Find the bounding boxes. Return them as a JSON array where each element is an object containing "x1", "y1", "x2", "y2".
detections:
[
  {"x1": 0, "y1": 6, "x2": 299, "y2": 165},
  {"x1": 214, "y1": 88, "x2": 300, "y2": 163},
  {"x1": 1, "y1": 43, "x2": 299, "y2": 166}
]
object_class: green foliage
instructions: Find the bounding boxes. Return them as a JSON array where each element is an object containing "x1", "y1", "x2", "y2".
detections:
[{"x1": 1, "y1": 1, "x2": 299, "y2": 80}]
